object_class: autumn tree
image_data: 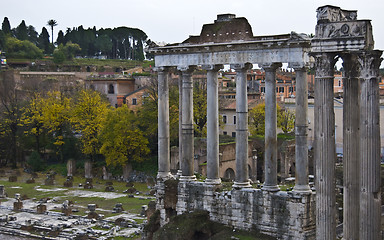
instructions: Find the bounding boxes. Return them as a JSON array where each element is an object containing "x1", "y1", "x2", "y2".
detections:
[
  {"x1": 70, "y1": 89, "x2": 110, "y2": 161},
  {"x1": 249, "y1": 102, "x2": 294, "y2": 136},
  {"x1": 278, "y1": 108, "x2": 295, "y2": 133},
  {"x1": 21, "y1": 93, "x2": 46, "y2": 155},
  {"x1": 40, "y1": 91, "x2": 71, "y2": 162},
  {"x1": 100, "y1": 105, "x2": 149, "y2": 169}
]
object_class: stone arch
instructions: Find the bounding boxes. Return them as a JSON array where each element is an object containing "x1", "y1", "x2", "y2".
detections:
[{"x1": 223, "y1": 168, "x2": 235, "y2": 181}]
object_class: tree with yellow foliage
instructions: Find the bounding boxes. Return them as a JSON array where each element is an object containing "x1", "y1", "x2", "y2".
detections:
[
  {"x1": 70, "y1": 89, "x2": 110, "y2": 161},
  {"x1": 100, "y1": 105, "x2": 149, "y2": 168}
]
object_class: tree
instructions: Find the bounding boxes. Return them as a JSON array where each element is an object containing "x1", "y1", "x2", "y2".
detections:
[
  {"x1": 2, "y1": 17, "x2": 11, "y2": 35},
  {"x1": 47, "y1": 19, "x2": 57, "y2": 44},
  {"x1": 56, "y1": 30, "x2": 65, "y2": 46},
  {"x1": 193, "y1": 79, "x2": 208, "y2": 137},
  {"x1": 0, "y1": 71, "x2": 23, "y2": 168},
  {"x1": 278, "y1": 108, "x2": 295, "y2": 133},
  {"x1": 14, "y1": 20, "x2": 28, "y2": 41},
  {"x1": 70, "y1": 89, "x2": 110, "y2": 161},
  {"x1": 53, "y1": 42, "x2": 81, "y2": 63},
  {"x1": 100, "y1": 105, "x2": 149, "y2": 167},
  {"x1": 249, "y1": 102, "x2": 289, "y2": 136},
  {"x1": 40, "y1": 91, "x2": 71, "y2": 162},
  {"x1": 4, "y1": 36, "x2": 43, "y2": 59},
  {"x1": 21, "y1": 93, "x2": 46, "y2": 154},
  {"x1": 38, "y1": 27, "x2": 52, "y2": 54},
  {"x1": 27, "y1": 25, "x2": 39, "y2": 45}
]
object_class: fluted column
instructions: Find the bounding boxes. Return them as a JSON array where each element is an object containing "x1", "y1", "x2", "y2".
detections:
[
  {"x1": 292, "y1": 66, "x2": 311, "y2": 194},
  {"x1": 204, "y1": 64, "x2": 223, "y2": 185},
  {"x1": 232, "y1": 63, "x2": 252, "y2": 188},
  {"x1": 261, "y1": 62, "x2": 282, "y2": 192},
  {"x1": 178, "y1": 66, "x2": 196, "y2": 182},
  {"x1": 313, "y1": 53, "x2": 337, "y2": 240},
  {"x1": 358, "y1": 50, "x2": 382, "y2": 240},
  {"x1": 178, "y1": 75, "x2": 183, "y2": 177},
  {"x1": 342, "y1": 54, "x2": 360, "y2": 240},
  {"x1": 157, "y1": 67, "x2": 172, "y2": 180}
]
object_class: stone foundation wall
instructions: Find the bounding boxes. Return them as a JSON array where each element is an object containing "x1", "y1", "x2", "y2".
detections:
[{"x1": 157, "y1": 180, "x2": 316, "y2": 240}]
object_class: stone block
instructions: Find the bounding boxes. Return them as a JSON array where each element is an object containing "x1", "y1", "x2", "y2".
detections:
[
  {"x1": 105, "y1": 186, "x2": 114, "y2": 192},
  {"x1": 26, "y1": 178, "x2": 35, "y2": 184},
  {"x1": 8, "y1": 175, "x2": 17, "y2": 182},
  {"x1": 45, "y1": 178, "x2": 54, "y2": 185},
  {"x1": 37, "y1": 204, "x2": 47, "y2": 214},
  {"x1": 64, "y1": 179, "x2": 73, "y2": 187},
  {"x1": 13, "y1": 201, "x2": 22, "y2": 211}
]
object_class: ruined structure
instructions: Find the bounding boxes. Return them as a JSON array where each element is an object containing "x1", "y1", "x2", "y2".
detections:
[{"x1": 151, "y1": 5, "x2": 382, "y2": 240}]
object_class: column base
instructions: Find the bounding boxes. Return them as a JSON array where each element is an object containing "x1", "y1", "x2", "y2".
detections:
[
  {"x1": 262, "y1": 184, "x2": 280, "y2": 192},
  {"x1": 179, "y1": 175, "x2": 197, "y2": 182},
  {"x1": 157, "y1": 172, "x2": 174, "y2": 181},
  {"x1": 205, "y1": 178, "x2": 222, "y2": 185},
  {"x1": 176, "y1": 170, "x2": 182, "y2": 179},
  {"x1": 233, "y1": 181, "x2": 252, "y2": 189},
  {"x1": 292, "y1": 184, "x2": 312, "y2": 194}
]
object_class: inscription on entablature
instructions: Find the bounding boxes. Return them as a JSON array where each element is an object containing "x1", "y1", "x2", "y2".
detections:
[{"x1": 315, "y1": 21, "x2": 370, "y2": 39}]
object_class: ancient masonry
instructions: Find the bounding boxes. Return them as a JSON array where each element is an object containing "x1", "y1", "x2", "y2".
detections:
[{"x1": 150, "y1": 6, "x2": 382, "y2": 240}]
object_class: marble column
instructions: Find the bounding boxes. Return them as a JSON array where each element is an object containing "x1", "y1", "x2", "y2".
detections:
[
  {"x1": 178, "y1": 74, "x2": 183, "y2": 177},
  {"x1": 292, "y1": 66, "x2": 311, "y2": 193},
  {"x1": 204, "y1": 64, "x2": 223, "y2": 185},
  {"x1": 342, "y1": 54, "x2": 360, "y2": 240},
  {"x1": 358, "y1": 50, "x2": 382, "y2": 240},
  {"x1": 232, "y1": 63, "x2": 252, "y2": 188},
  {"x1": 157, "y1": 67, "x2": 172, "y2": 180},
  {"x1": 261, "y1": 63, "x2": 282, "y2": 192},
  {"x1": 179, "y1": 66, "x2": 196, "y2": 181},
  {"x1": 313, "y1": 53, "x2": 337, "y2": 240}
]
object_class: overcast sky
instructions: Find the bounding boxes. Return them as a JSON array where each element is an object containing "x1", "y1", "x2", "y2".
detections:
[{"x1": 2, "y1": 0, "x2": 384, "y2": 65}]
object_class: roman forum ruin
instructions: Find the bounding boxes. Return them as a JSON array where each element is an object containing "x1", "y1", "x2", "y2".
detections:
[{"x1": 150, "y1": 5, "x2": 382, "y2": 240}]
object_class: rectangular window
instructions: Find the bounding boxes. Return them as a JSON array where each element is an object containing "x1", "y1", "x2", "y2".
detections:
[
  {"x1": 233, "y1": 115, "x2": 236, "y2": 125},
  {"x1": 232, "y1": 132, "x2": 236, "y2": 138},
  {"x1": 223, "y1": 131, "x2": 227, "y2": 135},
  {"x1": 223, "y1": 115, "x2": 227, "y2": 124},
  {"x1": 260, "y1": 87, "x2": 265, "y2": 93},
  {"x1": 132, "y1": 98, "x2": 137, "y2": 105}
]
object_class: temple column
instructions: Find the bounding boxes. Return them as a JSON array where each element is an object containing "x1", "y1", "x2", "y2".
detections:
[
  {"x1": 204, "y1": 64, "x2": 223, "y2": 185},
  {"x1": 179, "y1": 66, "x2": 196, "y2": 181},
  {"x1": 156, "y1": 67, "x2": 172, "y2": 180},
  {"x1": 292, "y1": 66, "x2": 311, "y2": 193},
  {"x1": 358, "y1": 50, "x2": 382, "y2": 240},
  {"x1": 313, "y1": 53, "x2": 337, "y2": 240},
  {"x1": 261, "y1": 63, "x2": 282, "y2": 191},
  {"x1": 178, "y1": 74, "x2": 183, "y2": 177},
  {"x1": 232, "y1": 63, "x2": 252, "y2": 188},
  {"x1": 342, "y1": 54, "x2": 360, "y2": 240}
]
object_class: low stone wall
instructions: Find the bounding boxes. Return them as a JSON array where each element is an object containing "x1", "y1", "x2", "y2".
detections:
[{"x1": 157, "y1": 180, "x2": 316, "y2": 240}]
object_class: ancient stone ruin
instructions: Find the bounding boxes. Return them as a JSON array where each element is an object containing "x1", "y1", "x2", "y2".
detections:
[{"x1": 150, "y1": 5, "x2": 382, "y2": 239}]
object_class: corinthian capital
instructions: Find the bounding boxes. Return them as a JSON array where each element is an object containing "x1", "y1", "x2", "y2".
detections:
[{"x1": 358, "y1": 50, "x2": 383, "y2": 79}]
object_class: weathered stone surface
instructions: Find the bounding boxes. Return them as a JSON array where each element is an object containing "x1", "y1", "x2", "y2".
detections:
[{"x1": 9, "y1": 175, "x2": 17, "y2": 182}]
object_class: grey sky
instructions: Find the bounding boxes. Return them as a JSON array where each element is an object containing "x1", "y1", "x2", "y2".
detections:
[{"x1": 2, "y1": 0, "x2": 384, "y2": 64}]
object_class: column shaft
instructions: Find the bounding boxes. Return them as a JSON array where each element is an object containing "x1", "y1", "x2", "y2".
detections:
[
  {"x1": 314, "y1": 53, "x2": 337, "y2": 240},
  {"x1": 180, "y1": 67, "x2": 196, "y2": 181},
  {"x1": 157, "y1": 68, "x2": 172, "y2": 179},
  {"x1": 178, "y1": 76, "x2": 183, "y2": 176},
  {"x1": 342, "y1": 54, "x2": 360, "y2": 240},
  {"x1": 232, "y1": 63, "x2": 252, "y2": 188},
  {"x1": 293, "y1": 67, "x2": 311, "y2": 193},
  {"x1": 262, "y1": 63, "x2": 281, "y2": 191},
  {"x1": 205, "y1": 65, "x2": 223, "y2": 185},
  {"x1": 358, "y1": 51, "x2": 382, "y2": 240}
]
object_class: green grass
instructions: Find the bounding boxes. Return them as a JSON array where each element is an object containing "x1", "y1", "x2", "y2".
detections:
[{"x1": 0, "y1": 167, "x2": 153, "y2": 218}]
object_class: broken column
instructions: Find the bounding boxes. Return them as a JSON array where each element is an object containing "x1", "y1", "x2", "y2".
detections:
[
  {"x1": 204, "y1": 64, "x2": 223, "y2": 185},
  {"x1": 232, "y1": 63, "x2": 252, "y2": 188},
  {"x1": 66, "y1": 158, "x2": 75, "y2": 179},
  {"x1": 13, "y1": 193, "x2": 22, "y2": 211},
  {"x1": 0, "y1": 185, "x2": 5, "y2": 198},
  {"x1": 358, "y1": 50, "x2": 382, "y2": 240},
  {"x1": 262, "y1": 62, "x2": 282, "y2": 191}
]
